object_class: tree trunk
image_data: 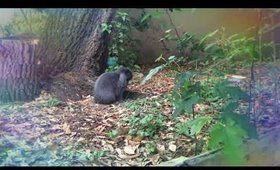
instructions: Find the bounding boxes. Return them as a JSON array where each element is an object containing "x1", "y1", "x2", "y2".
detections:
[
  {"x1": 0, "y1": 39, "x2": 40, "y2": 102},
  {"x1": 37, "y1": 8, "x2": 116, "y2": 101}
]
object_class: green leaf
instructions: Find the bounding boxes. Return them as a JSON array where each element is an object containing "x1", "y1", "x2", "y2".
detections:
[
  {"x1": 141, "y1": 65, "x2": 165, "y2": 85},
  {"x1": 101, "y1": 23, "x2": 111, "y2": 34},
  {"x1": 228, "y1": 87, "x2": 250, "y2": 101},
  {"x1": 165, "y1": 29, "x2": 172, "y2": 34},
  {"x1": 199, "y1": 29, "x2": 219, "y2": 46},
  {"x1": 108, "y1": 129, "x2": 118, "y2": 139},
  {"x1": 188, "y1": 116, "x2": 213, "y2": 135},
  {"x1": 223, "y1": 121, "x2": 247, "y2": 165},
  {"x1": 175, "y1": 122, "x2": 189, "y2": 135},
  {"x1": 228, "y1": 114, "x2": 259, "y2": 140},
  {"x1": 155, "y1": 54, "x2": 164, "y2": 62},
  {"x1": 173, "y1": 99, "x2": 186, "y2": 118},
  {"x1": 168, "y1": 55, "x2": 176, "y2": 61},
  {"x1": 223, "y1": 145, "x2": 246, "y2": 165},
  {"x1": 228, "y1": 33, "x2": 239, "y2": 40},
  {"x1": 224, "y1": 120, "x2": 246, "y2": 146},
  {"x1": 150, "y1": 11, "x2": 162, "y2": 18},
  {"x1": 140, "y1": 13, "x2": 151, "y2": 23},
  {"x1": 215, "y1": 80, "x2": 249, "y2": 101},
  {"x1": 174, "y1": 72, "x2": 193, "y2": 90},
  {"x1": 204, "y1": 42, "x2": 217, "y2": 51},
  {"x1": 223, "y1": 102, "x2": 259, "y2": 140},
  {"x1": 222, "y1": 101, "x2": 239, "y2": 119},
  {"x1": 208, "y1": 123, "x2": 225, "y2": 149},
  {"x1": 183, "y1": 94, "x2": 200, "y2": 113},
  {"x1": 145, "y1": 142, "x2": 157, "y2": 154}
]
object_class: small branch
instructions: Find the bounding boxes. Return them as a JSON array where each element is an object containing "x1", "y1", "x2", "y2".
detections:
[
  {"x1": 249, "y1": 21, "x2": 260, "y2": 125},
  {"x1": 165, "y1": 9, "x2": 181, "y2": 41}
]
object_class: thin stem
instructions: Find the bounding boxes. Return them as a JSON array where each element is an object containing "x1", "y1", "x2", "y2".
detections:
[
  {"x1": 192, "y1": 104, "x2": 198, "y2": 156},
  {"x1": 165, "y1": 9, "x2": 181, "y2": 41}
]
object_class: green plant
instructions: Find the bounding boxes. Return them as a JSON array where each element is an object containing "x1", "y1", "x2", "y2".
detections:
[
  {"x1": 145, "y1": 141, "x2": 157, "y2": 154},
  {"x1": 40, "y1": 97, "x2": 62, "y2": 108},
  {"x1": 105, "y1": 64, "x2": 122, "y2": 72},
  {"x1": 0, "y1": 9, "x2": 49, "y2": 38},
  {"x1": 141, "y1": 29, "x2": 219, "y2": 85},
  {"x1": 90, "y1": 150, "x2": 107, "y2": 161},
  {"x1": 207, "y1": 80, "x2": 258, "y2": 165},
  {"x1": 172, "y1": 72, "x2": 201, "y2": 117},
  {"x1": 102, "y1": 11, "x2": 140, "y2": 68},
  {"x1": 0, "y1": 102, "x2": 24, "y2": 113},
  {"x1": 159, "y1": 19, "x2": 274, "y2": 70},
  {"x1": 141, "y1": 55, "x2": 181, "y2": 85},
  {"x1": 128, "y1": 113, "x2": 165, "y2": 139},
  {"x1": 107, "y1": 129, "x2": 118, "y2": 139},
  {"x1": 172, "y1": 71, "x2": 211, "y2": 155},
  {"x1": 172, "y1": 71, "x2": 258, "y2": 164},
  {"x1": 133, "y1": 9, "x2": 162, "y2": 32}
]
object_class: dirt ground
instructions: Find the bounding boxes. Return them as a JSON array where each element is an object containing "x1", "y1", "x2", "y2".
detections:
[{"x1": 1, "y1": 64, "x2": 280, "y2": 166}]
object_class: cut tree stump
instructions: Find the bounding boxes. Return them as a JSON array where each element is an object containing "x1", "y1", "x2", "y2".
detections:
[{"x1": 0, "y1": 38, "x2": 40, "y2": 103}]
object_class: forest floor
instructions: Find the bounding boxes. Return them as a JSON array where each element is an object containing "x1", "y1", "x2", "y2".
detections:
[{"x1": 1, "y1": 64, "x2": 280, "y2": 166}]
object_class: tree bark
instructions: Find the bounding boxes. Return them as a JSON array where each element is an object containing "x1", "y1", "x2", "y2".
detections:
[
  {"x1": 0, "y1": 39, "x2": 40, "y2": 102},
  {"x1": 36, "y1": 8, "x2": 116, "y2": 101},
  {"x1": 0, "y1": 9, "x2": 116, "y2": 102}
]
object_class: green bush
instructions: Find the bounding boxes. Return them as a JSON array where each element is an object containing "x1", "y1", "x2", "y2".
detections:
[
  {"x1": 0, "y1": 9, "x2": 49, "y2": 38},
  {"x1": 102, "y1": 11, "x2": 140, "y2": 69}
]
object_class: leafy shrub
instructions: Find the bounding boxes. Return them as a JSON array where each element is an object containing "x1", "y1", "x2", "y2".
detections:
[
  {"x1": 172, "y1": 71, "x2": 258, "y2": 165},
  {"x1": 102, "y1": 11, "x2": 140, "y2": 69},
  {"x1": 0, "y1": 9, "x2": 49, "y2": 38}
]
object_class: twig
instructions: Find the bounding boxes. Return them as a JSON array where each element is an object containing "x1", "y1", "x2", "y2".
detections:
[
  {"x1": 165, "y1": 9, "x2": 181, "y2": 41},
  {"x1": 165, "y1": 9, "x2": 186, "y2": 57}
]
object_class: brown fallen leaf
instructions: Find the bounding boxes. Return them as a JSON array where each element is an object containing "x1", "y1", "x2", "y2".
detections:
[
  {"x1": 157, "y1": 144, "x2": 166, "y2": 154},
  {"x1": 77, "y1": 137, "x2": 85, "y2": 142},
  {"x1": 131, "y1": 136, "x2": 144, "y2": 142},
  {"x1": 105, "y1": 144, "x2": 115, "y2": 152},
  {"x1": 117, "y1": 126, "x2": 129, "y2": 136},
  {"x1": 124, "y1": 145, "x2": 139, "y2": 155},
  {"x1": 168, "y1": 142, "x2": 177, "y2": 152},
  {"x1": 63, "y1": 122, "x2": 71, "y2": 134},
  {"x1": 150, "y1": 154, "x2": 161, "y2": 165}
]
